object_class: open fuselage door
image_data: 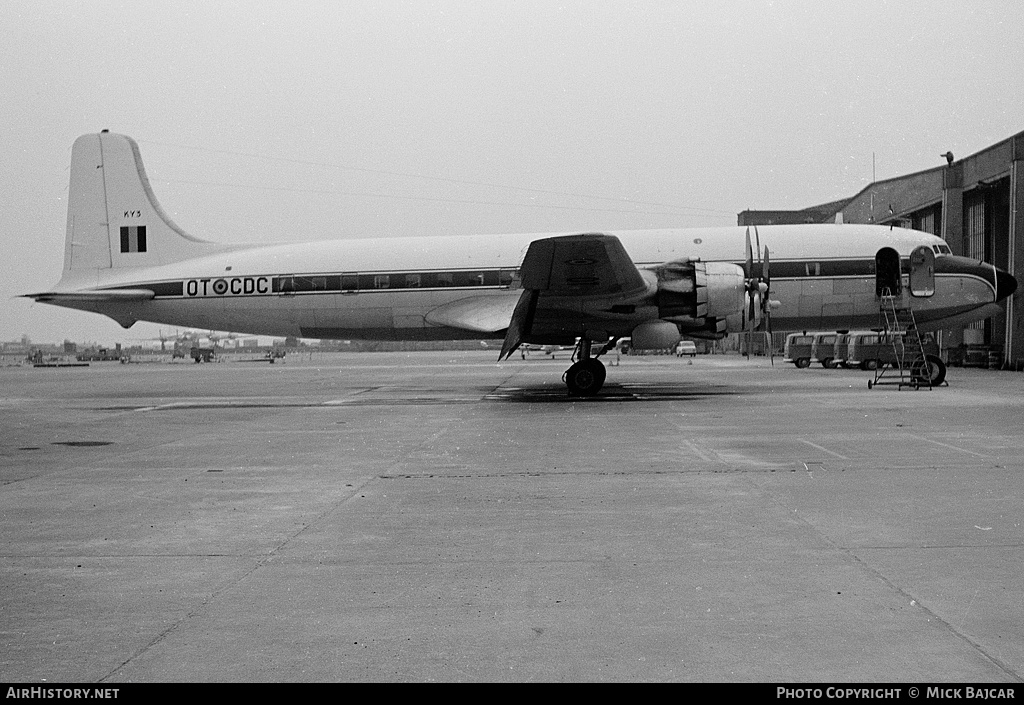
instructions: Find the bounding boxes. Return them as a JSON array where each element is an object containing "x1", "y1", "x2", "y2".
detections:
[
  {"x1": 875, "y1": 247, "x2": 902, "y2": 298},
  {"x1": 909, "y1": 245, "x2": 935, "y2": 297}
]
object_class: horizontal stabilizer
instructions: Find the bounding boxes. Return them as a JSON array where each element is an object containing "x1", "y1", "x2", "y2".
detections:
[{"x1": 24, "y1": 288, "x2": 155, "y2": 303}]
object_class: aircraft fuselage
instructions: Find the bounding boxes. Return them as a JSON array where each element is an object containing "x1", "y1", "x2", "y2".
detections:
[{"x1": 43, "y1": 225, "x2": 1010, "y2": 341}]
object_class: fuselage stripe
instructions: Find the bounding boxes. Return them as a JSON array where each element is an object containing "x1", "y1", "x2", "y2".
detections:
[{"x1": 100, "y1": 256, "x2": 995, "y2": 300}]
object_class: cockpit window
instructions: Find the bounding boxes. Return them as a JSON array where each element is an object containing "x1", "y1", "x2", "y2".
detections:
[{"x1": 933, "y1": 244, "x2": 952, "y2": 255}]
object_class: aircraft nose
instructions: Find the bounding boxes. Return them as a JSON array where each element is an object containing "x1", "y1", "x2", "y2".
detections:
[{"x1": 997, "y1": 268, "x2": 1018, "y2": 301}]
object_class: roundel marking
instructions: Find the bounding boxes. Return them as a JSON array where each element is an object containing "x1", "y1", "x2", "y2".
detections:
[{"x1": 213, "y1": 279, "x2": 229, "y2": 295}]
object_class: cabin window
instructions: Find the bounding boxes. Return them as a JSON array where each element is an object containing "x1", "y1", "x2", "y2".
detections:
[
  {"x1": 374, "y1": 274, "x2": 390, "y2": 289},
  {"x1": 805, "y1": 262, "x2": 821, "y2": 276},
  {"x1": 499, "y1": 269, "x2": 518, "y2": 287},
  {"x1": 341, "y1": 274, "x2": 358, "y2": 292},
  {"x1": 405, "y1": 274, "x2": 421, "y2": 288},
  {"x1": 451, "y1": 271, "x2": 484, "y2": 287}
]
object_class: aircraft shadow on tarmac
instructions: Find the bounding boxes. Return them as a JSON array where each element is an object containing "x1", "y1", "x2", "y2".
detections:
[
  {"x1": 86, "y1": 382, "x2": 748, "y2": 411},
  {"x1": 483, "y1": 381, "x2": 745, "y2": 403}
]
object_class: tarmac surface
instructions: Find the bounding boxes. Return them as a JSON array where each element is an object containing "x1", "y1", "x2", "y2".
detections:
[{"x1": 1, "y1": 350, "x2": 1023, "y2": 683}]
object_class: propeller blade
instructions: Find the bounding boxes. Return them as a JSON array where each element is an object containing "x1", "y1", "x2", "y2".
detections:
[
  {"x1": 762, "y1": 245, "x2": 770, "y2": 293},
  {"x1": 744, "y1": 227, "x2": 753, "y2": 278},
  {"x1": 754, "y1": 225, "x2": 762, "y2": 270}
]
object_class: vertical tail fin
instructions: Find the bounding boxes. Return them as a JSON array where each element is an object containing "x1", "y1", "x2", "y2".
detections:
[{"x1": 62, "y1": 131, "x2": 225, "y2": 283}]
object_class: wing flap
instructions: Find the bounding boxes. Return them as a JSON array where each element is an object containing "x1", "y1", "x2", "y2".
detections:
[{"x1": 498, "y1": 289, "x2": 538, "y2": 360}]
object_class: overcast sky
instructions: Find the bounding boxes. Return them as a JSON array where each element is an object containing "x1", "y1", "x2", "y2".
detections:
[{"x1": 3, "y1": 0, "x2": 1022, "y2": 345}]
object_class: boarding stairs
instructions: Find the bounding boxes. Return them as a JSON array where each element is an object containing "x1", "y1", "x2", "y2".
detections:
[{"x1": 868, "y1": 289, "x2": 932, "y2": 390}]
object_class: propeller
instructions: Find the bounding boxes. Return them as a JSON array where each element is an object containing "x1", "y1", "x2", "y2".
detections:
[
  {"x1": 742, "y1": 227, "x2": 774, "y2": 360},
  {"x1": 742, "y1": 228, "x2": 756, "y2": 331},
  {"x1": 761, "y1": 245, "x2": 774, "y2": 365}
]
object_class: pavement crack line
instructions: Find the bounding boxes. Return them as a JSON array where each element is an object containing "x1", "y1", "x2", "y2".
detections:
[
  {"x1": 99, "y1": 473, "x2": 380, "y2": 682},
  {"x1": 774, "y1": 493, "x2": 1022, "y2": 681},
  {"x1": 100, "y1": 373, "x2": 517, "y2": 680}
]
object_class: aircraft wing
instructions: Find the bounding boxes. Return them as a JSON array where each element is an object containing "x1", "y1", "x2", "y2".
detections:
[
  {"x1": 516, "y1": 233, "x2": 648, "y2": 295},
  {"x1": 499, "y1": 233, "x2": 653, "y2": 360}
]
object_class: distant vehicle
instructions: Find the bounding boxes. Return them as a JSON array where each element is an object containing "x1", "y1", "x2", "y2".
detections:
[
  {"x1": 783, "y1": 333, "x2": 814, "y2": 368},
  {"x1": 845, "y1": 332, "x2": 886, "y2": 370},
  {"x1": 239, "y1": 350, "x2": 286, "y2": 364},
  {"x1": 846, "y1": 331, "x2": 945, "y2": 384},
  {"x1": 520, "y1": 343, "x2": 574, "y2": 359},
  {"x1": 674, "y1": 340, "x2": 697, "y2": 357},
  {"x1": 76, "y1": 347, "x2": 123, "y2": 362},
  {"x1": 190, "y1": 347, "x2": 216, "y2": 363},
  {"x1": 833, "y1": 330, "x2": 874, "y2": 369},
  {"x1": 810, "y1": 333, "x2": 840, "y2": 368}
]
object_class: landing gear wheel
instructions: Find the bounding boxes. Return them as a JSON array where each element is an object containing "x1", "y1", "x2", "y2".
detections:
[
  {"x1": 565, "y1": 359, "x2": 606, "y2": 396},
  {"x1": 911, "y1": 354, "x2": 946, "y2": 386}
]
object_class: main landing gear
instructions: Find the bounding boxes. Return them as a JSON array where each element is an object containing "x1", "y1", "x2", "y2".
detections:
[{"x1": 563, "y1": 338, "x2": 614, "y2": 396}]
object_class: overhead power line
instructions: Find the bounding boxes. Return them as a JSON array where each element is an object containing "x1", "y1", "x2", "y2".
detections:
[{"x1": 139, "y1": 138, "x2": 735, "y2": 218}]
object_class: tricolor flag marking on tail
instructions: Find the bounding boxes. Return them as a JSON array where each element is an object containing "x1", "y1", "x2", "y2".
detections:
[{"x1": 120, "y1": 225, "x2": 147, "y2": 253}]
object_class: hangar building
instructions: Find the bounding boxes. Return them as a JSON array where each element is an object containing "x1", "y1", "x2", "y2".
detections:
[{"x1": 739, "y1": 129, "x2": 1024, "y2": 370}]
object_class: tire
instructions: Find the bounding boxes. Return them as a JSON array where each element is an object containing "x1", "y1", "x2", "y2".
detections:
[
  {"x1": 820, "y1": 357, "x2": 833, "y2": 369},
  {"x1": 795, "y1": 357, "x2": 810, "y2": 369},
  {"x1": 565, "y1": 359, "x2": 606, "y2": 396},
  {"x1": 912, "y1": 354, "x2": 946, "y2": 386},
  {"x1": 860, "y1": 359, "x2": 878, "y2": 371}
]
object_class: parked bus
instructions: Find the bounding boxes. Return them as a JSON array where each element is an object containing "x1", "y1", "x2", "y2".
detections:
[
  {"x1": 810, "y1": 332, "x2": 840, "y2": 368},
  {"x1": 783, "y1": 333, "x2": 814, "y2": 368},
  {"x1": 833, "y1": 331, "x2": 875, "y2": 369},
  {"x1": 847, "y1": 331, "x2": 942, "y2": 375}
]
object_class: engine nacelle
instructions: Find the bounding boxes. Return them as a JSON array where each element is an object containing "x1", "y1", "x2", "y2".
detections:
[
  {"x1": 630, "y1": 320, "x2": 681, "y2": 350},
  {"x1": 647, "y1": 260, "x2": 746, "y2": 336}
]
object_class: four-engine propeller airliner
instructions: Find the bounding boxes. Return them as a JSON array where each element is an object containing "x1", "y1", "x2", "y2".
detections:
[{"x1": 26, "y1": 131, "x2": 1017, "y2": 395}]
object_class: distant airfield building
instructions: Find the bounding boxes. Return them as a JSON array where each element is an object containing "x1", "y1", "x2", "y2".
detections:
[{"x1": 739, "y1": 129, "x2": 1024, "y2": 369}]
